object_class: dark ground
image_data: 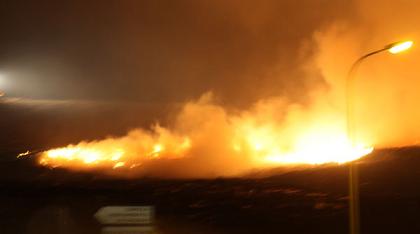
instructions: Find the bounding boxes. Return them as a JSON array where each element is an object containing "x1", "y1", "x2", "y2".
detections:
[{"x1": 0, "y1": 147, "x2": 420, "y2": 234}]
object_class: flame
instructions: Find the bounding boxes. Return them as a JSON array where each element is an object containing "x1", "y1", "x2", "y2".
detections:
[
  {"x1": 38, "y1": 127, "x2": 194, "y2": 170},
  {"x1": 36, "y1": 93, "x2": 375, "y2": 175},
  {"x1": 113, "y1": 161, "x2": 125, "y2": 169},
  {"x1": 38, "y1": 117, "x2": 373, "y2": 171},
  {"x1": 150, "y1": 144, "x2": 164, "y2": 158},
  {"x1": 17, "y1": 150, "x2": 31, "y2": 158},
  {"x1": 232, "y1": 119, "x2": 373, "y2": 165}
]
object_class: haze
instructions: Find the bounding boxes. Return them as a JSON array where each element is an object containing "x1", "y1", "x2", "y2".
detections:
[{"x1": 1, "y1": 0, "x2": 420, "y2": 177}]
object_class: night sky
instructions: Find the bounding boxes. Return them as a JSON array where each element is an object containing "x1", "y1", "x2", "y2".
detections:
[
  {"x1": 0, "y1": 0, "x2": 368, "y2": 153},
  {"x1": 0, "y1": 0, "x2": 351, "y2": 104}
]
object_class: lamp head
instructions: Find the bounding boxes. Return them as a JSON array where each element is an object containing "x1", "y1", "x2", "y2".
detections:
[{"x1": 387, "y1": 41, "x2": 413, "y2": 54}]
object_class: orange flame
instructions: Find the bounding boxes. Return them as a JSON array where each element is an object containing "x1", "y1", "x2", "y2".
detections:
[
  {"x1": 38, "y1": 126, "x2": 193, "y2": 170},
  {"x1": 37, "y1": 106, "x2": 373, "y2": 172},
  {"x1": 234, "y1": 123, "x2": 373, "y2": 165}
]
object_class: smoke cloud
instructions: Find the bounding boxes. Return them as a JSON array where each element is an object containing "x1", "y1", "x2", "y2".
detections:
[
  {"x1": 312, "y1": 0, "x2": 420, "y2": 147},
  {"x1": 5, "y1": 0, "x2": 420, "y2": 177}
]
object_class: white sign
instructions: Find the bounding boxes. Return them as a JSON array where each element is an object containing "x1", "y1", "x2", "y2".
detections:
[
  {"x1": 102, "y1": 226, "x2": 154, "y2": 234},
  {"x1": 95, "y1": 206, "x2": 154, "y2": 225}
]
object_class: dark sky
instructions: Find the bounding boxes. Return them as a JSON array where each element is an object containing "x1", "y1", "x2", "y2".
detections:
[
  {"x1": 0, "y1": 0, "x2": 356, "y2": 152},
  {"x1": 0, "y1": 0, "x2": 352, "y2": 106}
]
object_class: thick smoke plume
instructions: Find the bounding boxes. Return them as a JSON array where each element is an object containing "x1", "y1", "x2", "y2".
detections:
[
  {"x1": 312, "y1": 0, "x2": 420, "y2": 147},
  {"x1": 33, "y1": 0, "x2": 420, "y2": 178}
]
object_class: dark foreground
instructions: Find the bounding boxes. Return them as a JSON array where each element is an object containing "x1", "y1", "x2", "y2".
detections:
[{"x1": 1, "y1": 147, "x2": 420, "y2": 234}]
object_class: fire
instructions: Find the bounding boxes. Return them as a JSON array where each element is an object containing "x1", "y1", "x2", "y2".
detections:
[
  {"x1": 39, "y1": 141, "x2": 191, "y2": 169},
  {"x1": 231, "y1": 120, "x2": 373, "y2": 165},
  {"x1": 113, "y1": 161, "x2": 125, "y2": 169},
  {"x1": 37, "y1": 121, "x2": 373, "y2": 171},
  {"x1": 151, "y1": 144, "x2": 164, "y2": 158},
  {"x1": 17, "y1": 150, "x2": 31, "y2": 158},
  {"x1": 38, "y1": 126, "x2": 194, "y2": 170},
  {"x1": 35, "y1": 94, "x2": 374, "y2": 175}
]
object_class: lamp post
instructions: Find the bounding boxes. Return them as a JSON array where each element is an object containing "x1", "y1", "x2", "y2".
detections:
[{"x1": 347, "y1": 40, "x2": 413, "y2": 234}]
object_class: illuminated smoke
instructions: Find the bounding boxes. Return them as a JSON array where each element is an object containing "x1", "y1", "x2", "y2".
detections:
[
  {"x1": 38, "y1": 92, "x2": 372, "y2": 178},
  {"x1": 36, "y1": 0, "x2": 420, "y2": 178}
]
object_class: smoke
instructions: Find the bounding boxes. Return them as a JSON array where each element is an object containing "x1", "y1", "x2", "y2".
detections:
[
  {"x1": 38, "y1": 90, "x2": 359, "y2": 178},
  {"x1": 28, "y1": 0, "x2": 420, "y2": 177},
  {"x1": 312, "y1": 0, "x2": 420, "y2": 147}
]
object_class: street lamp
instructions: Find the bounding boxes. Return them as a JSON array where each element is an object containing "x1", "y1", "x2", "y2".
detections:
[{"x1": 347, "y1": 40, "x2": 413, "y2": 234}]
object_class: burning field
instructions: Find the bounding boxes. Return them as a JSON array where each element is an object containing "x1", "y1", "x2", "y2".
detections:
[
  {"x1": 9, "y1": 1, "x2": 418, "y2": 180},
  {"x1": 35, "y1": 92, "x2": 373, "y2": 177},
  {"x1": 2, "y1": 1, "x2": 420, "y2": 233},
  {"x1": 2, "y1": 1, "x2": 420, "y2": 178}
]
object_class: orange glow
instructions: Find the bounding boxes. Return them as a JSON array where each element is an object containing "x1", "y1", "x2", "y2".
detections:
[
  {"x1": 113, "y1": 161, "x2": 126, "y2": 169},
  {"x1": 35, "y1": 93, "x2": 375, "y2": 174},
  {"x1": 232, "y1": 119, "x2": 373, "y2": 165},
  {"x1": 151, "y1": 144, "x2": 164, "y2": 158},
  {"x1": 38, "y1": 128, "x2": 194, "y2": 170},
  {"x1": 17, "y1": 150, "x2": 31, "y2": 158},
  {"x1": 388, "y1": 41, "x2": 413, "y2": 54},
  {"x1": 38, "y1": 120, "x2": 373, "y2": 170}
]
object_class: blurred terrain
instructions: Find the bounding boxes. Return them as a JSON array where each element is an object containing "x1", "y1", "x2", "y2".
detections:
[{"x1": 0, "y1": 147, "x2": 419, "y2": 233}]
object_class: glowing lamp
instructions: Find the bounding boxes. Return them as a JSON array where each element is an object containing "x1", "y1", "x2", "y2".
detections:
[{"x1": 387, "y1": 40, "x2": 413, "y2": 54}]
